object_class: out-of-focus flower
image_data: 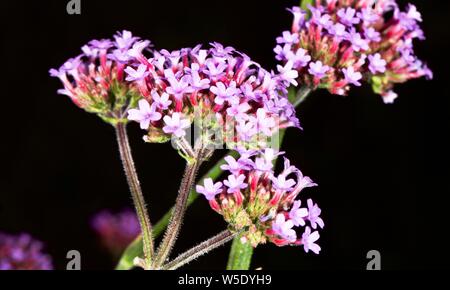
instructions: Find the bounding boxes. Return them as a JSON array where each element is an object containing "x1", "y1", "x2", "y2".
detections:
[
  {"x1": 91, "y1": 209, "x2": 140, "y2": 257},
  {"x1": 275, "y1": 1, "x2": 432, "y2": 103},
  {"x1": 125, "y1": 43, "x2": 299, "y2": 148},
  {"x1": 49, "y1": 30, "x2": 152, "y2": 124},
  {"x1": 0, "y1": 232, "x2": 53, "y2": 270},
  {"x1": 196, "y1": 149, "x2": 323, "y2": 252}
]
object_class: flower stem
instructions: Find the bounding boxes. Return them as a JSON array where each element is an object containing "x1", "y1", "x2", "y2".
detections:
[
  {"x1": 163, "y1": 230, "x2": 237, "y2": 270},
  {"x1": 293, "y1": 86, "x2": 312, "y2": 108},
  {"x1": 226, "y1": 233, "x2": 254, "y2": 270},
  {"x1": 115, "y1": 122, "x2": 154, "y2": 268},
  {"x1": 153, "y1": 146, "x2": 207, "y2": 268},
  {"x1": 115, "y1": 150, "x2": 239, "y2": 270}
]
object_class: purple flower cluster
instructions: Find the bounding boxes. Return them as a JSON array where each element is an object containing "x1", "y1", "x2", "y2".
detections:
[
  {"x1": 196, "y1": 148, "x2": 323, "y2": 252},
  {"x1": 91, "y1": 209, "x2": 140, "y2": 256},
  {"x1": 275, "y1": 0, "x2": 432, "y2": 103},
  {"x1": 0, "y1": 232, "x2": 53, "y2": 270},
  {"x1": 124, "y1": 42, "x2": 299, "y2": 146},
  {"x1": 49, "y1": 31, "x2": 151, "y2": 123}
]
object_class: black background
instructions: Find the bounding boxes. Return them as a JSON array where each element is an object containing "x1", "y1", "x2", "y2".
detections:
[{"x1": 0, "y1": 0, "x2": 449, "y2": 270}]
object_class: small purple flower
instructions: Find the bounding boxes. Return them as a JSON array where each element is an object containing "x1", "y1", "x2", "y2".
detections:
[
  {"x1": 315, "y1": 13, "x2": 333, "y2": 28},
  {"x1": 287, "y1": 6, "x2": 306, "y2": 32},
  {"x1": 210, "y1": 81, "x2": 241, "y2": 105},
  {"x1": 307, "y1": 199, "x2": 324, "y2": 229},
  {"x1": 357, "y1": 8, "x2": 378, "y2": 24},
  {"x1": 277, "y1": 61, "x2": 299, "y2": 86},
  {"x1": 236, "y1": 118, "x2": 257, "y2": 141},
  {"x1": 328, "y1": 23, "x2": 348, "y2": 40},
  {"x1": 276, "y1": 31, "x2": 299, "y2": 45},
  {"x1": 196, "y1": 178, "x2": 223, "y2": 201},
  {"x1": 165, "y1": 70, "x2": 194, "y2": 100},
  {"x1": 272, "y1": 214, "x2": 297, "y2": 243},
  {"x1": 337, "y1": 7, "x2": 360, "y2": 26},
  {"x1": 127, "y1": 40, "x2": 151, "y2": 58},
  {"x1": 89, "y1": 39, "x2": 113, "y2": 50},
  {"x1": 210, "y1": 42, "x2": 235, "y2": 56},
  {"x1": 364, "y1": 27, "x2": 381, "y2": 42},
  {"x1": 381, "y1": 90, "x2": 398, "y2": 104},
  {"x1": 223, "y1": 174, "x2": 248, "y2": 193},
  {"x1": 189, "y1": 68, "x2": 210, "y2": 90},
  {"x1": 270, "y1": 174, "x2": 296, "y2": 192},
  {"x1": 292, "y1": 48, "x2": 311, "y2": 69},
  {"x1": 368, "y1": 53, "x2": 387, "y2": 74},
  {"x1": 342, "y1": 66, "x2": 363, "y2": 86},
  {"x1": 256, "y1": 108, "x2": 276, "y2": 136},
  {"x1": 151, "y1": 91, "x2": 172, "y2": 110},
  {"x1": 226, "y1": 102, "x2": 251, "y2": 118},
  {"x1": 274, "y1": 44, "x2": 293, "y2": 62},
  {"x1": 301, "y1": 226, "x2": 321, "y2": 254},
  {"x1": 203, "y1": 60, "x2": 227, "y2": 79},
  {"x1": 128, "y1": 99, "x2": 162, "y2": 129},
  {"x1": 254, "y1": 156, "x2": 274, "y2": 172},
  {"x1": 347, "y1": 29, "x2": 369, "y2": 52},
  {"x1": 162, "y1": 112, "x2": 191, "y2": 138},
  {"x1": 295, "y1": 171, "x2": 318, "y2": 192},
  {"x1": 125, "y1": 64, "x2": 149, "y2": 81},
  {"x1": 221, "y1": 155, "x2": 243, "y2": 175},
  {"x1": 114, "y1": 30, "x2": 139, "y2": 49},
  {"x1": 289, "y1": 200, "x2": 308, "y2": 227},
  {"x1": 406, "y1": 4, "x2": 422, "y2": 22},
  {"x1": 308, "y1": 61, "x2": 330, "y2": 79}
]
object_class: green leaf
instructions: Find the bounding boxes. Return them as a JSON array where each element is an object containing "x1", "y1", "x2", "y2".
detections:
[
  {"x1": 226, "y1": 233, "x2": 253, "y2": 270},
  {"x1": 300, "y1": 0, "x2": 314, "y2": 9},
  {"x1": 115, "y1": 150, "x2": 239, "y2": 270}
]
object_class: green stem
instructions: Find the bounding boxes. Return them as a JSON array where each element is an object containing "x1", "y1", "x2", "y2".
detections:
[
  {"x1": 226, "y1": 233, "x2": 254, "y2": 270},
  {"x1": 115, "y1": 122, "x2": 154, "y2": 269}
]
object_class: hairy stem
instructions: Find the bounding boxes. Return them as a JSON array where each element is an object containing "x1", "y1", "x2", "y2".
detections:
[
  {"x1": 115, "y1": 150, "x2": 239, "y2": 270},
  {"x1": 293, "y1": 86, "x2": 312, "y2": 108},
  {"x1": 153, "y1": 147, "x2": 206, "y2": 268},
  {"x1": 163, "y1": 230, "x2": 237, "y2": 270},
  {"x1": 115, "y1": 122, "x2": 154, "y2": 268}
]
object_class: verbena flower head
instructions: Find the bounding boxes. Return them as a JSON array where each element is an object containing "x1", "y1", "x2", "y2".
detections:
[
  {"x1": 196, "y1": 149, "x2": 323, "y2": 252},
  {"x1": 91, "y1": 209, "x2": 140, "y2": 257},
  {"x1": 0, "y1": 232, "x2": 53, "y2": 270},
  {"x1": 125, "y1": 43, "x2": 299, "y2": 148},
  {"x1": 49, "y1": 30, "x2": 152, "y2": 124},
  {"x1": 275, "y1": 1, "x2": 432, "y2": 103}
]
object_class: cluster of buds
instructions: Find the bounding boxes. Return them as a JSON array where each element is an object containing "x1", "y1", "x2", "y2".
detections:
[
  {"x1": 0, "y1": 232, "x2": 53, "y2": 270},
  {"x1": 49, "y1": 31, "x2": 150, "y2": 124},
  {"x1": 125, "y1": 42, "x2": 299, "y2": 148},
  {"x1": 275, "y1": 0, "x2": 432, "y2": 103},
  {"x1": 91, "y1": 209, "x2": 140, "y2": 257},
  {"x1": 196, "y1": 148, "x2": 323, "y2": 253}
]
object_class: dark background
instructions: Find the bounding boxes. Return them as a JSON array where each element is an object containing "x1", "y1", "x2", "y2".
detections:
[{"x1": 1, "y1": 0, "x2": 449, "y2": 270}]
